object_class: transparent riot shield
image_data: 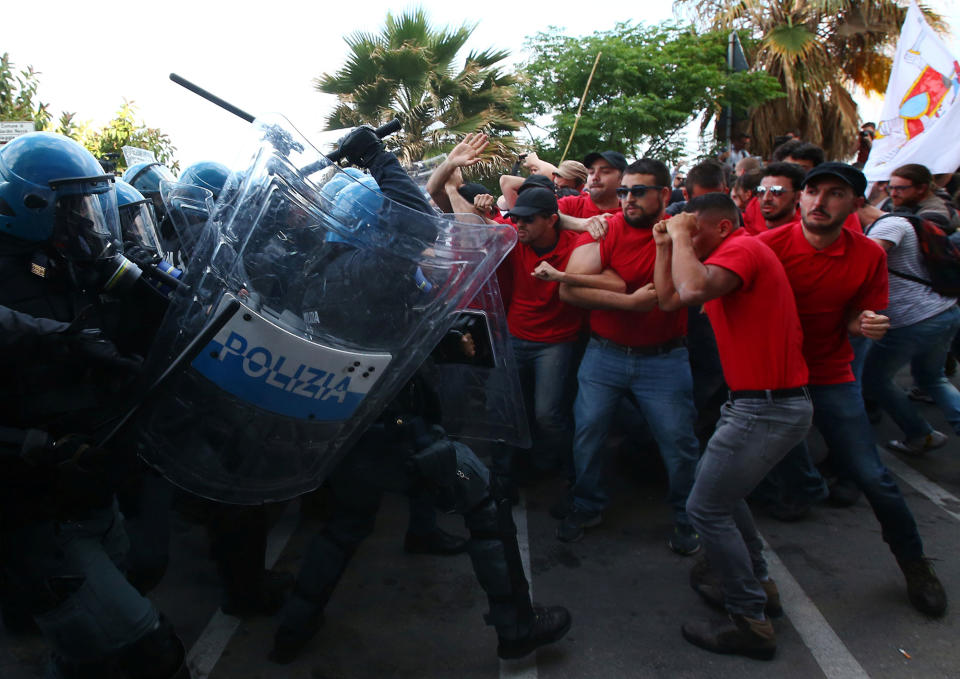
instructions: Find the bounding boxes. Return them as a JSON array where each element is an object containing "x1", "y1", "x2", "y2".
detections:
[
  {"x1": 136, "y1": 115, "x2": 516, "y2": 504},
  {"x1": 422, "y1": 276, "x2": 531, "y2": 448},
  {"x1": 159, "y1": 182, "x2": 215, "y2": 271}
]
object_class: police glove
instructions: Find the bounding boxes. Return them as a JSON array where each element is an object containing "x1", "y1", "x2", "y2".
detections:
[
  {"x1": 336, "y1": 126, "x2": 383, "y2": 168},
  {"x1": 22, "y1": 433, "x2": 109, "y2": 469},
  {"x1": 65, "y1": 329, "x2": 143, "y2": 374}
]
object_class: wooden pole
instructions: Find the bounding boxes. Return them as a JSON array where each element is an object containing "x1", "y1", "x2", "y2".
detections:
[{"x1": 559, "y1": 51, "x2": 602, "y2": 163}]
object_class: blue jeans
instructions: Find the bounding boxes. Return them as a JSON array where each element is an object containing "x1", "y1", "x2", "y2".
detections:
[
  {"x1": 571, "y1": 338, "x2": 700, "y2": 523},
  {"x1": 863, "y1": 305, "x2": 960, "y2": 439},
  {"x1": 764, "y1": 382, "x2": 924, "y2": 561},
  {"x1": 687, "y1": 394, "x2": 813, "y2": 618},
  {"x1": 511, "y1": 336, "x2": 576, "y2": 472}
]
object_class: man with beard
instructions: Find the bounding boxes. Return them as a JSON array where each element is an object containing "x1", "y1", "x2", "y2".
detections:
[
  {"x1": 557, "y1": 151, "x2": 626, "y2": 222},
  {"x1": 546, "y1": 159, "x2": 700, "y2": 553},
  {"x1": 756, "y1": 163, "x2": 947, "y2": 618},
  {"x1": 742, "y1": 162, "x2": 806, "y2": 234}
]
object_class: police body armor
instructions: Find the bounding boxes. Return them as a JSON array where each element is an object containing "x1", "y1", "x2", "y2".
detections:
[{"x1": 136, "y1": 116, "x2": 517, "y2": 504}]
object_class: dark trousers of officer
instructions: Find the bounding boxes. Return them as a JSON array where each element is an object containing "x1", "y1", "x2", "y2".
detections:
[{"x1": 279, "y1": 429, "x2": 533, "y2": 641}]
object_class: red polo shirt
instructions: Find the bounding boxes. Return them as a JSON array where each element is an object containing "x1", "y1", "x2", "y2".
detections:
[
  {"x1": 558, "y1": 193, "x2": 622, "y2": 219},
  {"x1": 501, "y1": 228, "x2": 586, "y2": 343},
  {"x1": 757, "y1": 222, "x2": 888, "y2": 385},
  {"x1": 575, "y1": 213, "x2": 687, "y2": 346},
  {"x1": 702, "y1": 230, "x2": 808, "y2": 390}
]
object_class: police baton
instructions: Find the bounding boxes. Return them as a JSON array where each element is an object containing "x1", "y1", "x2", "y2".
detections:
[{"x1": 97, "y1": 298, "x2": 241, "y2": 448}]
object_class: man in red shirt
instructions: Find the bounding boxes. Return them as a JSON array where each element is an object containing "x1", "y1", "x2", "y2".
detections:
[
  {"x1": 557, "y1": 150, "x2": 626, "y2": 222},
  {"x1": 653, "y1": 193, "x2": 812, "y2": 659},
  {"x1": 545, "y1": 158, "x2": 701, "y2": 552},
  {"x1": 756, "y1": 162, "x2": 947, "y2": 618},
  {"x1": 741, "y1": 162, "x2": 806, "y2": 234}
]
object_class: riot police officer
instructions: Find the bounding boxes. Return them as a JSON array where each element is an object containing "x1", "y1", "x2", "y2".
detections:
[
  {"x1": 270, "y1": 126, "x2": 571, "y2": 663},
  {"x1": 0, "y1": 132, "x2": 189, "y2": 679}
]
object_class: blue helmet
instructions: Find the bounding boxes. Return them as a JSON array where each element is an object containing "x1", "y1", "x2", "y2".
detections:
[
  {"x1": 327, "y1": 171, "x2": 383, "y2": 243},
  {"x1": 0, "y1": 132, "x2": 121, "y2": 261},
  {"x1": 178, "y1": 161, "x2": 231, "y2": 201},
  {"x1": 115, "y1": 179, "x2": 162, "y2": 256},
  {"x1": 122, "y1": 161, "x2": 175, "y2": 195}
]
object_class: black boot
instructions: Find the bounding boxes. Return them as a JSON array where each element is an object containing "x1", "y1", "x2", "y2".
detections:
[
  {"x1": 497, "y1": 605, "x2": 572, "y2": 660},
  {"x1": 899, "y1": 557, "x2": 947, "y2": 617}
]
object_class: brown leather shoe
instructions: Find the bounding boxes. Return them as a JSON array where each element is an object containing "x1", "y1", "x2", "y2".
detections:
[
  {"x1": 689, "y1": 558, "x2": 783, "y2": 618},
  {"x1": 682, "y1": 614, "x2": 776, "y2": 660}
]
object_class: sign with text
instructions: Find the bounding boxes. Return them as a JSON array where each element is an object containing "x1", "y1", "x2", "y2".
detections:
[
  {"x1": 122, "y1": 145, "x2": 157, "y2": 167},
  {"x1": 0, "y1": 121, "x2": 35, "y2": 145}
]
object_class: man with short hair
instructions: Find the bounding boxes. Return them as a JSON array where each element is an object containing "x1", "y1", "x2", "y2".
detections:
[
  {"x1": 544, "y1": 159, "x2": 700, "y2": 552},
  {"x1": 742, "y1": 162, "x2": 806, "y2": 234},
  {"x1": 720, "y1": 133, "x2": 753, "y2": 168},
  {"x1": 653, "y1": 193, "x2": 812, "y2": 660},
  {"x1": 730, "y1": 169, "x2": 761, "y2": 211},
  {"x1": 666, "y1": 159, "x2": 728, "y2": 216},
  {"x1": 557, "y1": 151, "x2": 626, "y2": 220},
  {"x1": 885, "y1": 163, "x2": 958, "y2": 230},
  {"x1": 757, "y1": 162, "x2": 947, "y2": 618},
  {"x1": 772, "y1": 141, "x2": 825, "y2": 174}
]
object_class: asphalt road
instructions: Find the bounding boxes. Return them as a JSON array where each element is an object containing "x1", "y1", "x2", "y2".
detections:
[{"x1": 3, "y1": 370, "x2": 959, "y2": 678}]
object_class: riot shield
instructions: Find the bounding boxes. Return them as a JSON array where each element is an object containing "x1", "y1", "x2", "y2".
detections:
[
  {"x1": 136, "y1": 115, "x2": 516, "y2": 504},
  {"x1": 158, "y1": 181, "x2": 215, "y2": 270}
]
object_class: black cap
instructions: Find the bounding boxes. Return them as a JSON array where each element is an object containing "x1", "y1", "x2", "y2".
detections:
[
  {"x1": 457, "y1": 182, "x2": 490, "y2": 203},
  {"x1": 518, "y1": 174, "x2": 556, "y2": 193},
  {"x1": 802, "y1": 162, "x2": 867, "y2": 197},
  {"x1": 582, "y1": 150, "x2": 627, "y2": 173},
  {"x1": 505, "y1": 187, "x2": 558, "y2": 218}
]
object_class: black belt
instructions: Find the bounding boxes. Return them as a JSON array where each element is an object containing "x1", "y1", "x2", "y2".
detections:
[
  {"x1": 590, "y1": 333, "x2": 686, "y2": 356},
  {"x1": 729, "y1": 386, "x2": 810, "y2": 402}
]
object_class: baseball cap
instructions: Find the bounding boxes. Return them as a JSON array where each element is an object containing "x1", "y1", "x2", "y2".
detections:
[
  {"x1": 582, "y1": 150, "x2": 627, "y2": 173},
  {"x1": 801, "y1": 162, "x2": 867, "y2": 197},
  {"x1": 518, "y1": 174, "x2": 556, "y2": 193},
  {"x1": 457, "y1": 182, "x2": 490, "y2": 203},
  {"x1": 504, "y1": 187, "x2": 558, "y2": 218}
]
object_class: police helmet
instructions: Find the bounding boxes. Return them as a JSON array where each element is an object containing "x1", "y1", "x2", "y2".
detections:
[
  {"x1": 178, "y1": 161, "x2": 231, "y2": 201},
  {"x1": 0, "y1": 132, "x2": 122, "y2": 262},
  {"x1": 115, "y1": 179, "x2": 163, "y2": 256},
  {"x1": 327, "y1": 171, "x2": 383, "y2": 242},
  {"x1": 122, "y1": 161, "x2": 176, "y2": 195}
]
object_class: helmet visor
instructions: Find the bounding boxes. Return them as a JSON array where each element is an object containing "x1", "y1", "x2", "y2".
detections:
[
  {"x1": 119, "y1": 199, "x2": 162, "y2": 256},
  {"x1": 49, "y1": 175, "x2": 122, "y2": 261}
]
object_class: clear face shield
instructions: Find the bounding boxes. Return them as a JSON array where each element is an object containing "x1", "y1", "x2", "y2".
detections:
[
  {"x1": 119, "y1": 198, "x2": 163, "y2": 257},
  {"x1": 48, "y1": 175, "x2": 122, "y2": 262}
]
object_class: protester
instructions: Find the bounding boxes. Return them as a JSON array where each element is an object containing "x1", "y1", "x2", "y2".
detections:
[
  {"x1": 882, "y1": 163, "x2": 960, "y2": 231},
  {"x1": 666, "y1": 159, "x2": 728, "y2": 216},
  {"x1": 653, "y1": 193, "x2": 811, "y2": 660},
  {"x1": 730, "y1": 169, "x2": 761, "y2": 211},
  {"x1": 742, "y1": 162, "x2": 805, "y2": 234},
  {"x1": 719, "y1": 133, "x2": 753, "y2": 168}
]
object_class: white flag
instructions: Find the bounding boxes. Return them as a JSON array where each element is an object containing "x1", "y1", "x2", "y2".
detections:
[{"x1": 863, "y1": 1, "x2": 960, "y2": 181}]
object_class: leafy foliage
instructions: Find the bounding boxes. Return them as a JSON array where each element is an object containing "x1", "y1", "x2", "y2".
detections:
[
  {"x1": 317, "y1": 7, "x2": 525, "y2": 171},
  {"x1": 517, "y1": 22, "x2": 784, "y2": 165},
  {"x1": 678, "y1": 0, "x2": 947, "y2": 160},
  {"x1": 75, "y1": 100, "x2": 179, "y2": 173},
  {"x1": 0, "y1": 53, "x2": 51, "y2": 129}
]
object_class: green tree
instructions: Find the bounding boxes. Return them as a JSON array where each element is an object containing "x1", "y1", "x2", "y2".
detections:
[
  {"x1": 317, "y1": 7, "x2": 524, "y2": 171},
  {"x1": 0, "y1": 53, "x2": 51, "y2": 129},
  {"x1": 517, "y1": 22, "x2": 784, "y2": 165},
  {"x1": 678, "y1": 0, "x2": 947, "y2": 160},
  {"x1": 77, "y1": 100, "x2": 179, "y2": 173}
]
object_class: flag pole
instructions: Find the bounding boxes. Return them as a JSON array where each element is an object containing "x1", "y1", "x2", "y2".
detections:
[{"x1": 560, "y1": 52, "x2": 602, "y2": 163}]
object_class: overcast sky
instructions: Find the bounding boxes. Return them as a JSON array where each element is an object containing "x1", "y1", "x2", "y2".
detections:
[{"x1": 3, "y1": 1, "x2": 958, "y2": 171}]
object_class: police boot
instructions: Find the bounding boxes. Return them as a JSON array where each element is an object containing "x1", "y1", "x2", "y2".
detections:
[
  {"x1": 465, "y1": 496, "x2": 571, "y2": 659},
  {"x1": 118, "y1": 614, "x2": 191, "y2": 679}
]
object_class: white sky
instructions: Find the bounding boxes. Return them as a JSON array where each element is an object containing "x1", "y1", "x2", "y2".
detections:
[{"x1": 3, "y1": 0, "x2": 958, "y2": 170}]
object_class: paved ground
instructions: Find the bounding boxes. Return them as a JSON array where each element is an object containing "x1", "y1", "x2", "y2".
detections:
[{"x1": 3, "y1": 371, "x2": 960, "y2": 678}]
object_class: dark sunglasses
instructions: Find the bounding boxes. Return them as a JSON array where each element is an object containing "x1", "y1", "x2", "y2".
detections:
[
  {"x1": 616, "y1": 185, "x2": 664, "y2": 198},
  {"x1": 756, "y1": 185, "x2": 790, "y2": 197}
]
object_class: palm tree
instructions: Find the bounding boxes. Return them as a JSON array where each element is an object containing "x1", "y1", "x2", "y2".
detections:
[
  {"x1": 679, "y1": 1, "x2": 945, "y2": 160},
  {"x1": 316, "y1": 8, "x2": 523, "y2": 170}
]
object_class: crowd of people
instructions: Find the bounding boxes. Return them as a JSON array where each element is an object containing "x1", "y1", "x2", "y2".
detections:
[
  {"x1": 425, "y1": 129, "x2": 960, "y2": 658},
  {"x1": 2, "y1": 116, "x2": 959, "y2": 678}
]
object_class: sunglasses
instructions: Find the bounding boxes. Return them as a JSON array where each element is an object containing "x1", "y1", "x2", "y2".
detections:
[
  {"x1": 885, "y1": 184, "x2": 916, "y2": 194},
  {"x1": 756, "y1": 185, "x2": 790, "y2": 197},
  {"x1": 616, "y1": 185, "x2": 664, "y2": 198}
]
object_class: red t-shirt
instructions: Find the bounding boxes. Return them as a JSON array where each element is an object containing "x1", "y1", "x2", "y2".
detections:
[
  {"x1": 743, "y1": 197, "x2": 862, "y2": 235},
  {"x1": 576, "y1": 213, "x2": 687, "y2": 346},
  {"x1": 558, "y1": 193, "x2": 622, "y2": 219},
  {"x1": 702, "y1": 231, "x2": 808, "y2": 390},
  {"x1": 502, "y1": 228, "x2": 586, "y2": 343},
  {"x1": 757, "y1": 222, "x2": 888, "y2": 385}
]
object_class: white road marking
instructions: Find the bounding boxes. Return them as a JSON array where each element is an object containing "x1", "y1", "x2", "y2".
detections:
[
  {"x1": 880, "y1": 448, "x2": 960, "y2": 523},
  {"x1": 186, "y1": 500, "x2": 300, "y2": 679},
  {"x1": 762, "y1": 536, "x2": 871, "y2": 679},
  {"x1": 501, "y1": 490, "x2": 538, "y2": 679}
]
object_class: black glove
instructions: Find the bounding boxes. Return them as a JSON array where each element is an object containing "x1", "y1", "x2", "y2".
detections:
[
  {"x1": 64, "y1": 329, "x2": 143, "y2": 373},
  {"x1": 337, "y1": 126, "x2": 383, "y2": 168},
  {"x1": 22, "y1": 433, "x2": 110, "y2": 469}
]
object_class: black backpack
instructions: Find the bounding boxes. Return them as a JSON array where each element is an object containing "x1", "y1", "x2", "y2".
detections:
[{"x1": 867, "y1": 213, "x2": 960, "y2": 298}]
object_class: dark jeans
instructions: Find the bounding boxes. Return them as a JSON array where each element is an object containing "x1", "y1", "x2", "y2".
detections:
[
  {"x1": 687, "y1": 394, "x2": 812, "y2": 618},
  {"x1": 757, "y1": 382, "x2": 924, "y2": 561}
]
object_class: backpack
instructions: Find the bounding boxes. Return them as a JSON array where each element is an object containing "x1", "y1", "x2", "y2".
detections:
[{"x1": 867, "y1": 213, "x2": 960, "y2": 298}]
